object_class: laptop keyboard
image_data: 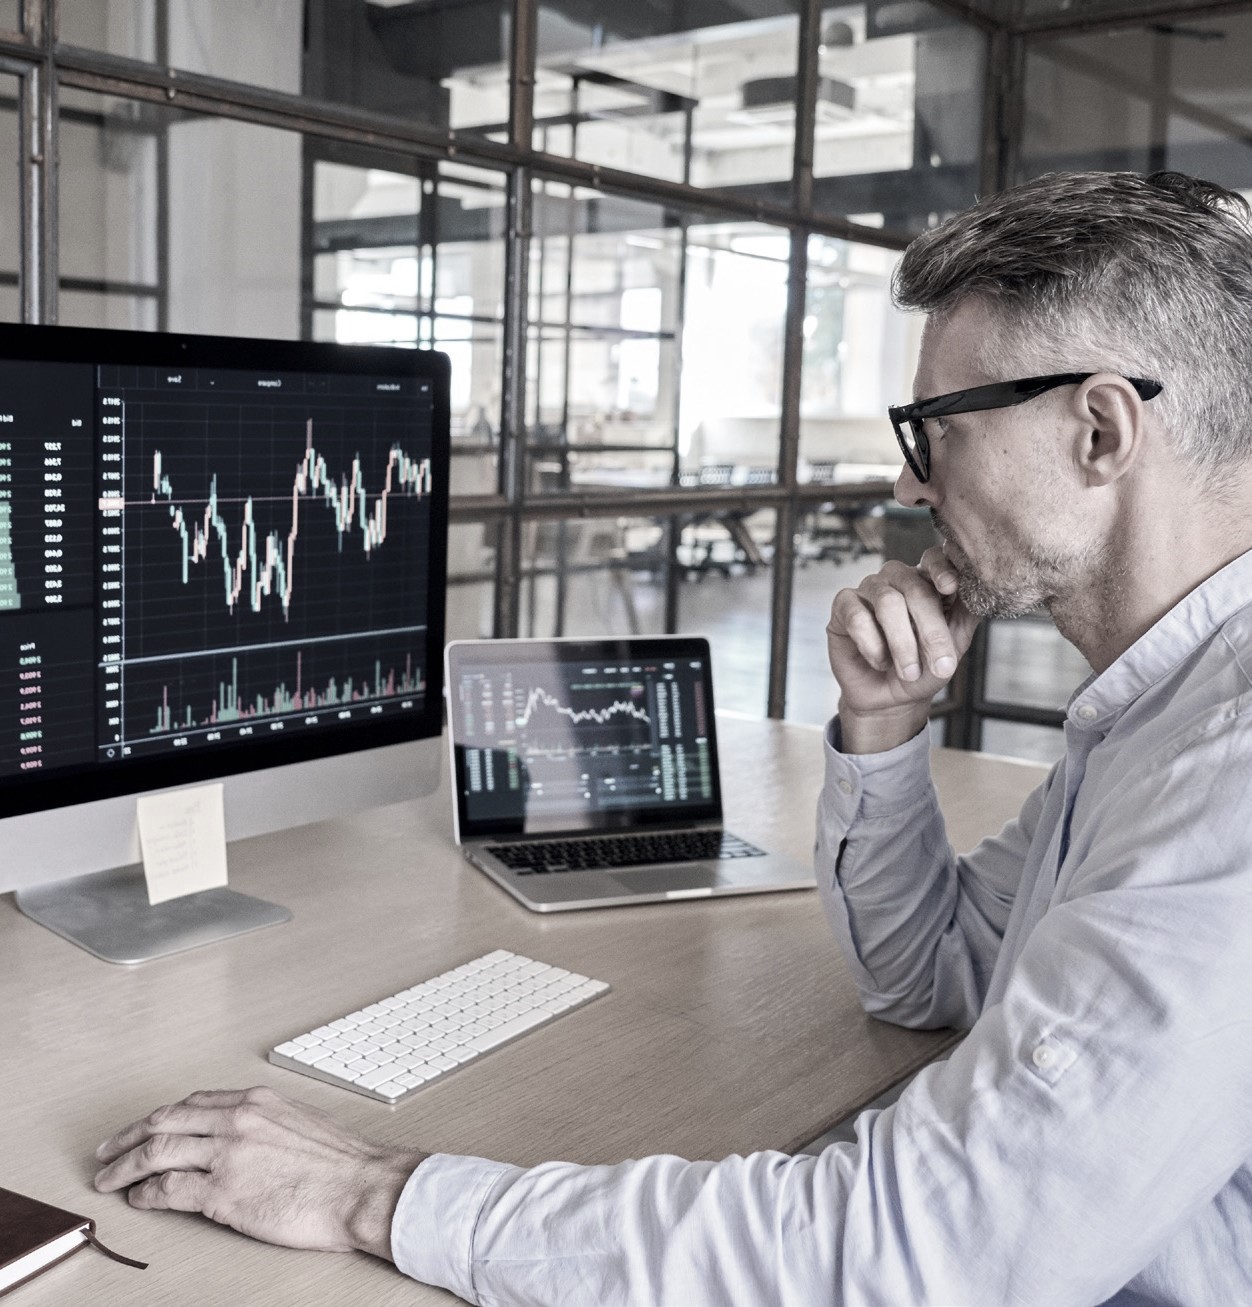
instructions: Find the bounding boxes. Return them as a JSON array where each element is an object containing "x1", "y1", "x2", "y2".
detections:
[{"x1": 486, "y1": 829, "x2": 765, "y2": 875}]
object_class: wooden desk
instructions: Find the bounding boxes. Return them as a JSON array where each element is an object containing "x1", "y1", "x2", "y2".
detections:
[{"x1": 0, "y1": 716, "x2": 1047, "y2": 1306}]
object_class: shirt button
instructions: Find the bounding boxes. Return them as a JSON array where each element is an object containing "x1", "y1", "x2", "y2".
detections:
[
  {"x1": 1075, "y1": 705, "x2": 1098, "y2": 723},
  {"x1": 1032, "y1": 1045, "x2": 1055, "y2": 1069},
  {"x1": 838, "y1": 779, "x2": 854, "y2": 796}
]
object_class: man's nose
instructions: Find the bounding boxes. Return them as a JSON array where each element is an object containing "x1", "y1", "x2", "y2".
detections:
[{"x1": 895, "y1": 460, "x2": 935, "y2": 509}]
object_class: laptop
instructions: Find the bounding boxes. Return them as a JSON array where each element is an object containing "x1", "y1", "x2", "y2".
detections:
[{"x1": 444, "y1": 636, "x2": 815, "y2": 912}]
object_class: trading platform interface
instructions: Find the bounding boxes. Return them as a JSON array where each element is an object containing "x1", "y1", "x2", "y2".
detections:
[
  {"x1": 451, "y1": 642, "x2": 721, "y2": 834},
  {"x1": 0, "y1": 332, "x2": 447, "y2": 812}
]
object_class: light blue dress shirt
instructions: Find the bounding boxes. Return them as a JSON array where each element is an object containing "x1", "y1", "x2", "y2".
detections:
[{"x1": 392, "y1": 549, "x2": 1252, "y2": 1306}]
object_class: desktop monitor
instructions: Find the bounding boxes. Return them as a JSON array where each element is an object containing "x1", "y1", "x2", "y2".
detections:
[{"x1": 0, "y1": 324, "x2": 450, "y2": 962}]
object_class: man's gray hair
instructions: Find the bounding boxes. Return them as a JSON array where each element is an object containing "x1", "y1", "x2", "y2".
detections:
[{"x1": 893, "y1": 171, "x2": 1252, "y2": 480}]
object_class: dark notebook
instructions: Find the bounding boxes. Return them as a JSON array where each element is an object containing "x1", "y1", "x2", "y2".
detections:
[{"x1": 0, "y1": 1186, "x2": 146, "y2": 1298}]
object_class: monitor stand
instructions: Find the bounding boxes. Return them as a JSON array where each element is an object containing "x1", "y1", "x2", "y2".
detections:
[{"x1": 15, "y1": 864, "x2": 291, "y2": 965}]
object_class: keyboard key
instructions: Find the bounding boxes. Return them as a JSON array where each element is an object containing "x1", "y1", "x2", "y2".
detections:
[
  {"x1": 354, "y1": 1066, "x2": 398, "y2": 1090},
  {"x1": 465, "y1": 1010, "x2": 550, "y2": 1053},
  {"x1": 312, "y1": 1057, "x2": 356, "y2": 1079},
  {"x1": 269, "y1": 951, "x2": 609, "y2": 1104}
]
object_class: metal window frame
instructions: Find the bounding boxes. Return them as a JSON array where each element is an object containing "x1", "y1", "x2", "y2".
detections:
[{"x1": 0, "y1": 0, "x2": 1112, "y2": 743}]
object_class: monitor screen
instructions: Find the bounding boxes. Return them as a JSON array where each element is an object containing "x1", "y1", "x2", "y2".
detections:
[{"x1": 1, "y1": 325, "x2": 450, "y2": 920}]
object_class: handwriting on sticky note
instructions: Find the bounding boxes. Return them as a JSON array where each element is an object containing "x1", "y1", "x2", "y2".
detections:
[{"x1": 136, "y1": 784, "x2": 229, "y2": 905}]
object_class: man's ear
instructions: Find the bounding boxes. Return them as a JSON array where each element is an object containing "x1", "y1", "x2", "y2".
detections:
[{"x1": 1072, "y1": 375, "x2": 1146, "y2": 487}]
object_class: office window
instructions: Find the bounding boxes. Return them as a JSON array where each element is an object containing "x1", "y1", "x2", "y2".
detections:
[
  {"x1": 799, "y1": 233, "x2": 916, "y2": 469},
  {"x1": 58, "y1": 89, "x2": 302, "y2": 337},
  {"x1": 309, "y1": 152, "x2": 507, "y2": 497},
  {"x1": 981, "y1": 719, "x2": 1065, "y2": 765},
  {"x1": 1020, "y1": 15, "x2": 1252, "y2": 184},
  {"x1": 527, "y1": 184, "x2": 682, "y2": 494},
  {"x1": 60, "y1": 0, "x2": 513, "y2": 139},
  {"x1": 0, "y1": 2, "x2": 17, "y2": 33},
  {"x1": 519, "y1": 508, "x2": 775, "y2": 718},
  {"x1": 519, "y1": 513, "x2": 668, "y2": 640},
  {"x1": 675, "y1": 510, "x2": 777, "y2": 717},
  {"x1": 811, "y1": 2, "x2": 985, "y2": 232},
  {"x1": 446, "y1": 521, "x2": 497, "y2": 641},
  {"x1": 60, "y1": 2, "x2": 295, "y2": 85},
  {"x1": 984, "y1": 615, "x2": 1091, "y2": 712},
  {"x1": 57, "y1": 92, "x2": 161, "y2": 330},
  {"x1": 531, "y1": 1, "x2": 800, "y2": 189},
  {"x1": 786, "y1": 539, "x2": 853, "y2": 727},
  {"x1": 680, "y1": 222, "x2": 789, "y2": 478}
]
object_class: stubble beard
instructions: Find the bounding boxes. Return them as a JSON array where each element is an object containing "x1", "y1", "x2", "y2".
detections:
[{"x1": 930, "y1": 510, "x2": 1060, "y2": 621}]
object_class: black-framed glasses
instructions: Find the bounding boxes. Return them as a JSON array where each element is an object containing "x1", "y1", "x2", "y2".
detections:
[{"x1": 888, "y1": 372, "x2": 1164, "y2": 483}]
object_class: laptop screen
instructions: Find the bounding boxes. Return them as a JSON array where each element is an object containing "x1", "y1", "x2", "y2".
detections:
[{"x1": 446, "y1": 637, "x2": 724, "y2": 838}]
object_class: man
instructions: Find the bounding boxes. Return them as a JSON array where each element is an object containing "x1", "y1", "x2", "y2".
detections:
[{"x1": 95, "y1": 170, "x2": 1252, "y2": 1304}]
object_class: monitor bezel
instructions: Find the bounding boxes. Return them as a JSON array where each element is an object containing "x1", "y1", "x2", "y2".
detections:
[{"x1": 0, "y1": 322, "x2": 451, "y2": 822}]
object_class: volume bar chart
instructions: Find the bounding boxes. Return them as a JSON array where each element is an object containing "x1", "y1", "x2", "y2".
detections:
[
  {"x1": 128, "y1": 632, "x2": 425, "y2": 745},
  {"x1": 150, "y1": 649, "x2": 424, "y2": 733}
]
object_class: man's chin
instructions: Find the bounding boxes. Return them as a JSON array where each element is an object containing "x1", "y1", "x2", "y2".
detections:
[{"x1": 956, "y1": 569, "x2": 1041, "y2": 621}]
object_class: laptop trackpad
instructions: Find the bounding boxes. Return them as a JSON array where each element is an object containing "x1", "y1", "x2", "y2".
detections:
[{"x1": 610, "y1": 865, "x2": 722, "y2": 896}]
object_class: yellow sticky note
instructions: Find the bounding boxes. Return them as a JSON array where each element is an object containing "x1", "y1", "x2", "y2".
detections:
[{"x1": 136, "y1": 784, "x2": 229, "y2": 906}]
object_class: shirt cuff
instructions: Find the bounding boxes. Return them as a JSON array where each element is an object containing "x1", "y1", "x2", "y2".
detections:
[
  {"x1": 823, "y1": 716, "x2": 933, "y2": 819},
  {"x1": 390, "y1": 1152, "x2": 523, "y2": 1302}
]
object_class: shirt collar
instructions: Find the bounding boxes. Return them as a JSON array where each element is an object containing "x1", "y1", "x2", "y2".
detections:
[{"x1": 1067, "y1": 546, "x2": 1252, "y2": 730}]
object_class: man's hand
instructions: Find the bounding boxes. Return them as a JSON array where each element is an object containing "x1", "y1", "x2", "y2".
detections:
[
  {"x1": 94, "y1": 1086, "x2": 428, "y2": 1259},
  {"x1": 827, "y1": 547, "x2": 981, "y2": 753}
]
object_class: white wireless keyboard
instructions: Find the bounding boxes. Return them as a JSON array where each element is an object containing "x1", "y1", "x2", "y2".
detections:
[{"x1": 268, "y1": 949, "x2": 610, "y2": 1104}]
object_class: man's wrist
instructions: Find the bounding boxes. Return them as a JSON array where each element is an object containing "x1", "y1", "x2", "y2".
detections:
[
  {"x1": 838, "y1": 703, "x2": 931, "y2": 755},
  {"x1": 349, "y1": 1147, "x2": 430, "y2": 1261}
]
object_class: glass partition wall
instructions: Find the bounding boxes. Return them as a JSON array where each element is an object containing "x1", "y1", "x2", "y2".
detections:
[{"x1": 12, "y1": 0, "x2": 1204, "y2": 753}]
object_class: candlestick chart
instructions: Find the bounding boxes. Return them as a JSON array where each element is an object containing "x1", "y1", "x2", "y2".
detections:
[{"x1": 102, "y1": 373, "x2": 438, "y2": 754}]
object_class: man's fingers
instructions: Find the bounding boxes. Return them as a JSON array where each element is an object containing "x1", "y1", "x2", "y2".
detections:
[
  {"x1": 828, "y1": 595, "x2": 890, "y2": 672},
  {"x1": 182, "y1": 1088, "x2": 262, "y2": 1110},
  {"x1": 127, "y1": 1169, "x2": 213, "y2": 1216},
  {"x1": 864, "y1": 586, "x2": 924, "y2": 681},
  {"x1": 95, "y1": 1134, "x2": 218, "y2": 1193},
  {"x1": 917, "y1": 546, "x2": 959, "y2": 595},
  {"x1": 829, "y1": 558, "x2": 972, "y2": 695},
  {"x1": 96, "y1": 1101, "x2": 240, "y2": 1164},
  {"x1": 906, "y1": 593, "x2": 960, "y2": 678}
]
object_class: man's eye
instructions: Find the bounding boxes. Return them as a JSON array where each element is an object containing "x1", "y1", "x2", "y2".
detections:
[{"x1": 922, "y1": 416, "x2": 947, "y2": 440}]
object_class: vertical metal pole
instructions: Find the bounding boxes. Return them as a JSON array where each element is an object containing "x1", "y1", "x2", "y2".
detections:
[
  {"x1": 765, "y1": 0, "x2": 820, "y2": 719},
  {"x1": 945, "y1": 620, "x2": 987, "y2": 751},
  {"x1": 552, "y1": 83, "x2": 580, "y2": 637},
  {"x1": 493, "y1": 0, "x2": 537, "y2": 638},
  {"x1": 981, "y1": 28, "x2": 1024, "y2": 195},
  {"x1": 155, "y1": 0, "x2": 169, "y2": 331},
  {"x1": 20, "y1": 0, "x2": 55, "y2": 324},
  {"x1": 1146, "y1": 30, "x2": 1171, "y2": 172},
  {"x1": 419, "y1": 159, "x2": 437, "y2": 355},
  {"x1": 298, "y1": 147, "x2": 315, "y2": 340},
  {"x1": 664, "y1": 105, "x2": 696, "y2": 635}
]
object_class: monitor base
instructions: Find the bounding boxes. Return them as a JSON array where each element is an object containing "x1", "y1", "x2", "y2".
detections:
[{"x1": 15, "y1": 864, "x2": 291, "y2": 965}]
